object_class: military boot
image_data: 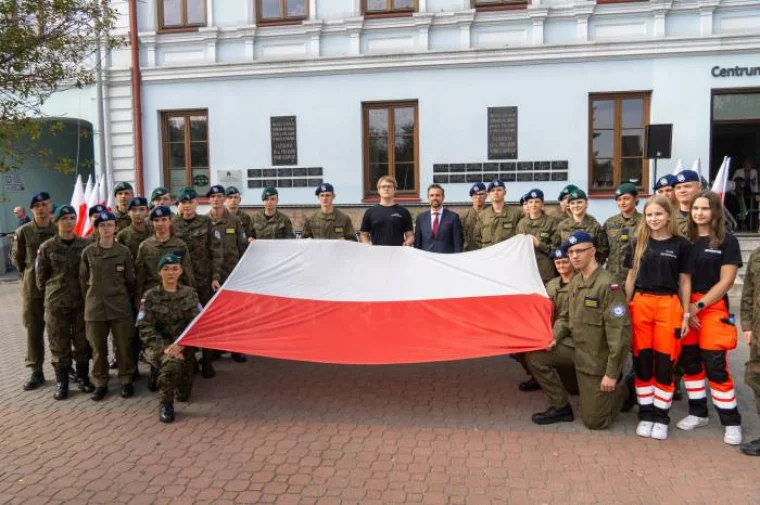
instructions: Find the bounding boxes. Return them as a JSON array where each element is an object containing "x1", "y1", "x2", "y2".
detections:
[
  {"x1": 75, "y1": 362, "x2": 95, "y2": 393},
  {"x1": 147, "y1": 366, "x2": 158, "y2": 392},
  {"x1": 159, "y1": 402, "x2": 175, "y2": 423},
  {"x1": 532, "y1": 404, "x2": 575, "y2": 425},
  {"x1": 53, "y1": 367, "x2": 69, "y2": 400},
  {"x1": 200, "y1": 359, "x2": 216, "y2": 379},
  {"x1": 23, "y1": 370, "x2": 45, "y2": 391}
]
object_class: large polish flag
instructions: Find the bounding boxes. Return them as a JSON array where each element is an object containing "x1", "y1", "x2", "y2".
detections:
[
  {"x1": 176, "y1": 235, "x2": 553, "y2": 365},
  {"x1": 711, "y1": 156, "x2": 731, "y2": 202},
  {"x1": 71, "y1": 175, "x2": 87, "y2": 236}
]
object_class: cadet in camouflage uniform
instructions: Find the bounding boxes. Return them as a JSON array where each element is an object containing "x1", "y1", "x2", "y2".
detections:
[
  {"x1": 137, "y1": 254, "x2": 202, "y2": 423},
  {"x1": 673, "y1": 170, "x2": 700, "y2": 236},
  {"x1": 302, "y1": 183, "x2": 357, "y2": 241},
  {"x1": 460, "y1": 182, "x2": 487, "y2": 252},
  {"x1": 113, "y1": 182, "x2": 134, "y2": 232},
  {"x1": 224, "y1": 186, "x2": 253, "y2": 239},
  {"x1": 150, "y1": 187, "x2": 172, "y2": 209},
  {"x1": 516, "y1": 189, "x2": 558, "y2": 283},
  {"x1": 252, "y1": 187, "x2": 295, "y2": 239},
  {"x1": 172, "y1": 187, "x2": 222, "y2": 378},
  {"x1": 81, "y1": 211, "x2": 137, "y2": 400},
  {"x1": 85, "y1": 205, "x2": 106, "y2": 245},
  {"x1": 740, "y1": 246, "x2": 760, "y2": 456},
  {"x1": 116, "y1": 197, "x2": 151, "y2": 260},
  {"x1": 35, "y1": 205, "x2": 94, "y2": 400},
  {"x1": 603, "y1": 183, "x2": 642, "y2": 285},
  {"x1": 557, "y1": 189, "x2": 609, "y2": 265},
  {"x1": 653, "y1": 174, "x2": 677, "y2": 203},
  {"x1": 529, "y1": 232, "x2": 630, "y2": 429},
  {"x1": 474, "y1": 180, "x2": 522, "y2": 249},
  {"x1": 12, "y1": 192, "x2": 57, "y2": 390},
  {"x1": 135, "y1": 206, "x2": 195, "y2": 302},
  {"x1": 554, "y1": 185, "x2": 578, "y2": 226}
]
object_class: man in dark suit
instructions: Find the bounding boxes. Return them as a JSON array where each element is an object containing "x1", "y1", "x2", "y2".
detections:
[{"x1": 414, "y1": 184, "x2": 464, "y2": 254}]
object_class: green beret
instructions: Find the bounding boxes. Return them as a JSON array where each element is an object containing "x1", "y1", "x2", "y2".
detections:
[
  {"x1": 114, "y1": 182, "x2": 134, "y2": 195},
  {"x1": 176, "y1": 187, "x2": 198, "y2": 203},
  {"x1": 614, "y1": 182, "x2": 638, "y2": 199},
  {"x1": 150, "y1": 187, "x2": 169, "y2": 201},
  {"x1": 53, "y1": 205, "x2": 76, "y2": 222},
  {"x1": 567, "y1": 189, "x2": 588, "y2": 202},
  {"x1": 262, "y1": 187, "x2": 278, "y2": 201},
  {"x1": 157, "y1": 253, "x2": 181, "y2": 271},
  {"x1": 558, "y1": 184, "x2": 579, "y2": 201},
  {"x1": 225, "y1": 186, "x2": 241, "y2": 196}
]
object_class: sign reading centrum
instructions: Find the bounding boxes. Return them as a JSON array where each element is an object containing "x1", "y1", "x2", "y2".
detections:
[{"x1": 712, "y1": 65, "x2": 760, "y2": 77}]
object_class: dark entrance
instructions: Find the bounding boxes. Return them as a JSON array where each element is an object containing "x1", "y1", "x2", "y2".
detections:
[{"x1": 711, "y1": 89, "x2": 760, "y2": 232}]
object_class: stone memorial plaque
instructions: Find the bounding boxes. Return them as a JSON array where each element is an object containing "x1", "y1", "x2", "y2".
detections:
[
  {"x1": 248, "y1": 180, "x2": 263, "y2": 188},
  {"x1": 466, "y1": 173, "x2": 483, "y2": 183},
  {"x1": 433, "y1": 175, "x2": 449, "y2": 184},
  {"x1": 433, "y1": 164, "x2": 449, "y2": 173},
  {"x1": 516, "y1": 172, "x2": 533, "y2": 182},
  {"x1": 248, "y1": 169, "x2": 262, "y2": 178},
  {"x1": 487, "y1": 107, "x2": 518, "y2": 160},
  {"x1": 517, "y1": 162, "x2": 533, "y2": 172},
  {"x1": 534, "y1": 172, "x2": 551, "y2": 182},
  {"x1": 450, "y1": 174, "x2": 465, "y2": 183},
  {"x1": 466, "y1": 163, "x2": 483, "y2": 172},
  {"x1": 551, "y1": 160, "x2": 568, "y2": 171},
  {"x1": 534, "y1": 161, "x2": 551, "y2": 171},
  {"x1": 450, "y1": 164, "x2": 466, "y2": 173},
  {"x1": 271, "y1": 116, "x2": 298, "y2": 166},
  {"x1": 551, "y1": 172, "x2": 569, "y2": 182}
]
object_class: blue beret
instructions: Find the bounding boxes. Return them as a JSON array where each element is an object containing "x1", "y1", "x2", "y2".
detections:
[
  {"x1": 674, "y1": 170, "x2": 699, "y2": 185},
  {"x1": 30, "y1": 192, "x2": 51, "y2": 209},
  {"x1": 53, "y1": 205, "x2": 76, "y2": 222},
  {"x1": 114, "y1": 182, "x2": 133, "y2": 195},
  {"x1": 316, "y1": 183, "x2": 335, "y2": 196},
  {"x1": 95, "y1": 211, "x2": 116, "y2": 226},
  {"x1": 551, "y1": 248, "x2": 568, "y2": 260},
  {"x1": 526, "y1": 189, "x2": 544, "y2": 201},
  {"x1": 128, "y1": 197, "x2": 148, "y2": 210},
  {"x1": 88, "y1": 204, "x2": 107, "y2": 217},
  {"x1": 469, "y1": 182, "x2": 487, "y2": 196},
  {"x1": 653, "y1": 174, "x2": 676, "y2": 191},
  {"x1": 157, "y1": 254, "x2": 181, "y2": 271},
  {"x1": 150, "y1": 206, "x2": 172, "y2": 220},
  {"x1": 564, "y1": 231, "x2": 594, "y2": 249},
  {"x1": 487, "y1": 179, "x2": 505, "y2": 191},
  {"x1": 519, "y1": 194, "x2": 526, "y2": 205},
  {"x1": 206, "y1": 185, "x2": 226, "y2": 197}
]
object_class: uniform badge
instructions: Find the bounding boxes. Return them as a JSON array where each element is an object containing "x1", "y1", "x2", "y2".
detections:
[
  {"x1": 225, "y1": 228, "x2": 235, "y2": 234},
  {"x1": 334, "y1": 227, "x2": 343, "y2": 233},
  {"x1": 584, "y1": 296, "x2": 599, "y2": 308},
  {"x1": 610, "y1": 283, "x2": 621, "y2": 291},
  {"x1": 116, "y1": 265, "x2": 125, "y2": 272},
  {"x1": 136, "y1": 310, "x2": 145, "y2": 321},
  {"x1": 569, "y1": 236, "x2": 578, "y2": 245},
  {"x1": 539, "y1": 232, "x2": 549, "y2": 238},
  {"x1": 659, "y1": 178, "x2": 667, "y2": 186},
  {"x1": 677, "y1": 174, "x2": 685, "y2": 182},
  {"x1": 611, "y1": 305, "x2": 626, "y2": 318},
  {"x1": 214, "y1": 230, "x2": 221, "y2": 240},
  {"x1": 503, "y1": 223, "x2": 512, "y2": 229}
]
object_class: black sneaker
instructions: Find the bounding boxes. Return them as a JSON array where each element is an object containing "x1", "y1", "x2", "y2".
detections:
[{"x1": 532, "y1": 405, "x2": 574, "y2": 425}]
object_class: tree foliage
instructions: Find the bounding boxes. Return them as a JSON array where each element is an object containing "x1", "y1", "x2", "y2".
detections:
[{"x1": 0, "y1": 0, "x2": 119, "y2": 172}]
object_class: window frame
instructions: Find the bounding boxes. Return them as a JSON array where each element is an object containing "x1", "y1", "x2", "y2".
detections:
[
  {"x1": 256, "y1": 0, "x2": 309, "y2": 26},
  {"x1": 587, "y1": 91, "x2": 651, "y2": 197},
  {"x1": 161, "y1": 109, "x2": 211, "y2": 199},
  {"x1": 362, "y1": 100, "x2": 420, "y2": 201},
  {"x1": 157, "y1": 0, "x2": 207, "y2": 32},
  {"x1": 362, "y1": 0, "x2": 418, "y2": 19},
  {"x1": 470, "y1": 0, "x2": 529, "y2": 12}
]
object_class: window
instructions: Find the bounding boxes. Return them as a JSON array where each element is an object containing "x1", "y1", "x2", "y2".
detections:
[
  {"x1": 588, "y1": 92, "x2": 650, "y2": 194},
  {"x1": 162, "y1": 110, "x2": 210, "y2": 197},
  {"x1": 471, "y1": 0, "x2": 529, "y2": 11},
  {"x1": 363, "y1": 101, "x2": 419, "y2": 198},
  {"x1": 362, "y1": 0, "x2": 417, "y2": 17},
  {"x1": 256, "y1": 0, "x2": 308, "y2": 25},
  {"x1": 158, "y1": 0, "x2": 206, "y2": 30}
]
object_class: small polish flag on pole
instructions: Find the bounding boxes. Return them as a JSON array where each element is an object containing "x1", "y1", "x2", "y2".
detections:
[
  {"x1": 98, "y1": 174, "x2": 107, "y2": 206},
  {"x1": 672, "y1": 159, "x2": 684, "y2": 175},
  {"x1": 711, "y1": 156, "x2": 731, "y2": 202},
  {"x1": 83, "y1": 176, "x2": 101, "y2": 237},
  {"x1": 71, "y1": 175, "x2": 87, "y2": 236}
]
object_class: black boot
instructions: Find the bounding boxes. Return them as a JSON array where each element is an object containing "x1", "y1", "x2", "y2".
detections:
[
  {"x1": 621, "y1": 371, "x2": 637, "y2": 413},
  {"x1": 519, "y1": 377, "x2": 541, "y2": 392},
  {"x1": 740, "y1": 438, "x2": 760, "y2": 456},
  {"x1": 200, "y1": 359, "x2": 216, "y2": 379},
  {"x1": 532, "y1": 404, "x2": 575, "y2": 425},
  {"x1": 91, "y1": 386, "x2": 107, "y2": 401},
  {"x1": 120, "y1": 383, "x2": 134, "y2": 398},
  {"x1": 230, "y1": 353, "x2": 247, "y2": 363},
  {"x1": 159, "y1": 402, "x2": 175, "y2": 423},
  {"x1": 53, "y1": 367, "x2": 69, "y2": 400},
  {"x1": 23, "y1": 370, "x2": 45, "y2": 391},
  {"x1": 148, "y1": 366, "x2": 158, "y2": 392},
  {"x1": 75, "y1": 362, "x2": 95, "y2": 393}
]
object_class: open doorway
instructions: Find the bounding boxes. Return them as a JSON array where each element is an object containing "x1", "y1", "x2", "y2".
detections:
[{"x1": 711, "y1": 89, "x2": 760, "y2": 232}]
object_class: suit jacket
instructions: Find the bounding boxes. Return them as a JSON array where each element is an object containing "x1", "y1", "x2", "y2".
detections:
[{"x1": 414, "y1": 208, "x2": 464, "y2": 254}]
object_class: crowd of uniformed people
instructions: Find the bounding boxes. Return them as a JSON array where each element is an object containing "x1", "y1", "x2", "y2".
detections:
[{"x1": 9, "y1": 173, "x2": 760, "y2": 456}]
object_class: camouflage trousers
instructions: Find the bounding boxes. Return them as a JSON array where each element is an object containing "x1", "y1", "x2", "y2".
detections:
[
  {"x1": 45, "y1": 309, "x2": 90, "y2": 370},
  {"x1": 746, "y1": 333, "x2": 760, "y2": 415},
  {"x1": 158, "y1": 349, "x2": 195, "y2": 404}
]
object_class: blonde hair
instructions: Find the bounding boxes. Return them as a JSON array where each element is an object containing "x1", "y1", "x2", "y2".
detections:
[
  {"x1": 377, "y1": 175, "x2": 397, "y2": 190},
  {"x1": 631, "y1": 195, "x2": 680, "y2": 278}
]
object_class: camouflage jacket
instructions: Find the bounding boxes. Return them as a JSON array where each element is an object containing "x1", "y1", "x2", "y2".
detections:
[
  {"x1": 459, "y1": 207, "x2": 483, "y2": 252},
  {"x1": 208, "y1": 210, "x2": 248, "y2": 283},
  {"x1": 251, "y1": 210, "x2": 295, "y2": 239},
  {"x1": 172, "y1": 214, "x2": 223, "y2": 284},
  {"x1": 301, "y1": 209, "x2": 357, "y2": 241},
  {"x1": 137, "y1": 285, "x2": 201, "y2": 367},
  {"x1": 35, "y1": 234, "x2": 89, "y2": 311},
  {"x1": 116, "y1": 225, "x2": 152, "y2": 260},
  {"x1": 741, "y1": 247, "x2": 760, "y2": 333},
  {"x1": 114, "y1": 207, "x2": 132, "y2": 232},
  {"x1": 516, "y1": 214, "x2": 559, "y2": 283},
  {"x1": 557, "y1": 214, "x2": 610, "y2": 265},
  {"x1": 474, "y1": 205, "x2": 522, "y2": 248},
  {"x1": 135, "y1": 236, "x2": 195, "y2": 299},
  {"x1": 11, "y1": 219, "x2": 56, "y2": 299},
  {"x1": 603, "y1": 211, "x2": 641, "y2": 284}
]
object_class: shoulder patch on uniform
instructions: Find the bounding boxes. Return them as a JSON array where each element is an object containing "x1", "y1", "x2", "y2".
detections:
[
  {"x1": 611, "y1": 305, "x2": 627, "y2": 318},
  {"x1": 214, "y1": 230, "x2": 221, "y2": 240}
]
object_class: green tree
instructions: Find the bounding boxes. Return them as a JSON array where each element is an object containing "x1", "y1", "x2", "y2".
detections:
[{"x1": 0, "y1": 0, "x2": 119, "y2": 172}]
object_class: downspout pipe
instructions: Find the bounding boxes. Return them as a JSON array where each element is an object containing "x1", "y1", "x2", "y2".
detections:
[{"x1": 128, "y1": 0, "x2": 145, "y2": 194}]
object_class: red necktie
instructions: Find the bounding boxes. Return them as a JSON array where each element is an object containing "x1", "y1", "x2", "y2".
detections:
[{"x1": 432, "y1": 212, "x2": 440, "y2": 238}]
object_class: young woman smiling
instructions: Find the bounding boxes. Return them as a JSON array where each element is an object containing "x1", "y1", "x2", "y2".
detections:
[
  {"x1": 625, "y1": 195, "x2": 693, "y2": 440},
  {"x1": 676, "y1": 191, "x2": 743, "y2": 445}
]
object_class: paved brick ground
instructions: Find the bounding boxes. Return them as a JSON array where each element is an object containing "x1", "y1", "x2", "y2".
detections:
[{"x1": 0, "y1": 279, "x2": 758, "y2": 505}]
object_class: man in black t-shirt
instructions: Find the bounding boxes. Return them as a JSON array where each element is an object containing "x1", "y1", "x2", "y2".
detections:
[{"x1": 360, "y1": 176, "x2": 414, "y2": 247}]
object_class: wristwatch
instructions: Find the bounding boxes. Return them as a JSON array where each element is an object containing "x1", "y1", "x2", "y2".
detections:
[{"x1": 696, "y1": 301, "x2": 706, "y2": 310}]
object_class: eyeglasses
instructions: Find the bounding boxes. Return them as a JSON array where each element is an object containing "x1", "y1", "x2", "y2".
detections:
[{"x1": 567, "y1": 246, "x2": 594, "y2": 256}]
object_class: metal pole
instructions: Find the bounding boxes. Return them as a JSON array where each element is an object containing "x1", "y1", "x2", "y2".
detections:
[{"x1": 95, "y1": 32, "x2": 109, "y2": 193}]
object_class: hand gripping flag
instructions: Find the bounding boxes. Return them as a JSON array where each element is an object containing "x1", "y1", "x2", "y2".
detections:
[{"x1": 176, "y1": 235, "x2": 553, "y2": 365}]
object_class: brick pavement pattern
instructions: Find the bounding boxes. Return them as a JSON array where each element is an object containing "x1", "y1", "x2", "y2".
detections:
[{"x1": 0, "y1": 279, "x2": 758, "y2": 505}]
